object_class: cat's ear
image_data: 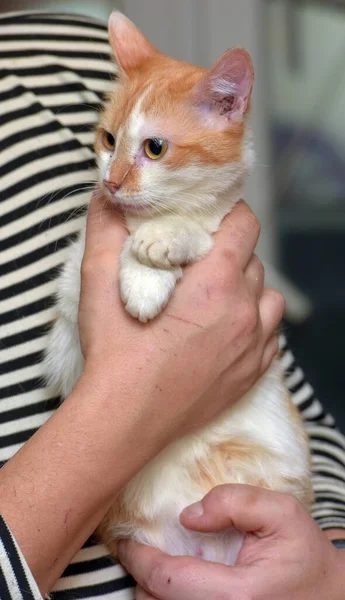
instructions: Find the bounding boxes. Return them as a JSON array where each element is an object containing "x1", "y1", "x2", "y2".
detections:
[
  {"x1": 193, "y1": 48, "x2": 254, "y2": 124},
  {"x1": 108, "y1": 12, "x2": 157, "y2": 72}
]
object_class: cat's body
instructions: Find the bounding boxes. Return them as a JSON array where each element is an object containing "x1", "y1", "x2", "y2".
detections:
[{"x1": 44, "y1": 12, "x2": 313, "y2": 567}]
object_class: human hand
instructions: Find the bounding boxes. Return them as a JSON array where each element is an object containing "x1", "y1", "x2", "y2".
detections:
[
  {"x1": 78, "y1": 191, "x2": 284, "y2": 449},
  {"x1": 119, "y1": 485, "x2": 345, "y2": 600}
]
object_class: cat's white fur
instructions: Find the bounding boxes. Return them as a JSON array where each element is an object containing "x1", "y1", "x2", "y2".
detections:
[{"x1": 44, "y1": 61, "x2": 311, "y2": 567}]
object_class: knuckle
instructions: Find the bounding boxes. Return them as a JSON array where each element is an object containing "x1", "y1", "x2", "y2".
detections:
[
  {"x1": 220, "y1": 246, "x2": 237, "y2": 265},
  {"x1": 206, "y1": 269, "x2": 235, "y2": 299},
  {"x1": 252, "y1": 255, "x2": 265, "y2": 281},
  {"x1": 239, "y1": 299, "x2": 259, "y2": 336},
  {"x1": 205, "y1": 485, "x2": 233, "y2": 515},
  {"x1": 246, "y1": 211, "x2": 261, "y2": 237},
  {"x1": 266, "y1": 288, "x2": 286, "y2": 316}
]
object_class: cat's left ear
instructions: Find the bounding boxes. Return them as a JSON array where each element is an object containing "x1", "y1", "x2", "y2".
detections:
[
  {"x1": 108, "y1": 12, "x2": 157, "y2": 72},
  {"x1": 193, "y1": 48, "x2": 254, "y2": 124}
]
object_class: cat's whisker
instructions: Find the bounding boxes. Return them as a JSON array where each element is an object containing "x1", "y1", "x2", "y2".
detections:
[{"x1": 53, "y1": 104, "x2": 102, "y2": 115}]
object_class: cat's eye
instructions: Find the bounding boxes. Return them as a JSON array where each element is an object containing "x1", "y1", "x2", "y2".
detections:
[
  {"x1": 102, "y1": 130, "x2": 116, "y2": 152},
  {"x1": 144, "y1": 138, "x2": 168, "y2": 160}
]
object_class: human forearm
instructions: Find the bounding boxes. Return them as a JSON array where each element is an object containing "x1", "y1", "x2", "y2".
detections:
[
  {"x1": 0, "y1": 195, "x2": 283, "y2": 597},
  {"x1": 0, "y1": 371, "x2": 160, "y2": 597}
]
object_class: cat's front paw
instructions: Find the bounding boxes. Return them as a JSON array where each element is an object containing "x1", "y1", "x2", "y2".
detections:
[
  {"x1": 131, "y1": 222, "x2": 212, "y2": 270},
  {"x1": 131, "y1": 223, "x2": 185, "y2": 269},
  {"x1": 120, "y1": 257, "x2": 181, "y2": 322}
]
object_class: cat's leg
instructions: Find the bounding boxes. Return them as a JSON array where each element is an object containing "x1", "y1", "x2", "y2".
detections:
[
  {"x1": 44, "y1": 315, "x2": 84, "y2": 398},
  {"x1": 120, "y1": 238, "x2": 182, "y2": 322},
  {"x1": 131, "y1": 217, "x2": 214, "y2": 270},
  {"x1": 43, "y1": 233, "x2": 85, "y2": 398}
]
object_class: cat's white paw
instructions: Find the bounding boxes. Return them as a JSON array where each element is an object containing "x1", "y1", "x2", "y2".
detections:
[
  {"x1": 120, "y1": 245, "x2": 182, "y2": 322},
  {"x1": 131, "y1": 222, "x2": 213, "y2": 270}
]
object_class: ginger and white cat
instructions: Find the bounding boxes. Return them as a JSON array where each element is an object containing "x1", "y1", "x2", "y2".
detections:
[{"x1": 44, "y1": 12, "x2": 313, "y2": 566}]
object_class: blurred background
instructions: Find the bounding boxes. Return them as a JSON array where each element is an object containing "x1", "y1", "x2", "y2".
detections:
[{"x1": 2, "y1": 0, "x2": 345, "y2": 429}]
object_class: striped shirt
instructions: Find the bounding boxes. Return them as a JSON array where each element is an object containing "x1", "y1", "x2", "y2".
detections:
[{"x1": 0, "y1": 10, "x2": 345, "y2": 600}]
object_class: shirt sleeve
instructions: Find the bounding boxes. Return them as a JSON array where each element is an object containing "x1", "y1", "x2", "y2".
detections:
[
  {"x1": 280, "y1": 334, "x2": 345, "y2": 531},
  {"x1": 0, "y1": 516, "x2": 43, "y2": 600}
]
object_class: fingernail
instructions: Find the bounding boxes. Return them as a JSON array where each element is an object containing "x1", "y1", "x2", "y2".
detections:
[
  {"x1": 181, "y1": 500, "x2": 204, "y2": 519},
  {"x1": 117, "y1": 540, "x2": 126, "y2": 562}
]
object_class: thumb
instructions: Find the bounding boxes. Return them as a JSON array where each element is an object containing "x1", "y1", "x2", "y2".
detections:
[
  {"x1": 180, "y1": 484, "x2": 288, "y2": 537},
  {"x1": 83, "y1": 186, "x2": 128, "y2": 260}
]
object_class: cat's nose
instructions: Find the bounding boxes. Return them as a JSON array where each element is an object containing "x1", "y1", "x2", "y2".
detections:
[{"x1": 104, "y1": 180, "x2": 120, "y2": 194}]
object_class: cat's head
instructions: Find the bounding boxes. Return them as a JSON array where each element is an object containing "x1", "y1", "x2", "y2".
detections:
[{"x1": 95, "y1": 12, "x2": 254, "y2": 217}]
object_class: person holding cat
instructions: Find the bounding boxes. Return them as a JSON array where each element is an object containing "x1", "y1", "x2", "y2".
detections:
[
  {"x1": 1, "y1": 190, "x2": 344, "y2": 600},
  {"x1": 1, "y1": 9, "x2": 345, "y2": 600}
]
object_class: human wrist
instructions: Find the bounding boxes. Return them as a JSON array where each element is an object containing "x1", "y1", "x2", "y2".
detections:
[{"x1": 76, "y1": 362, "x2": 172, "y2": 474}]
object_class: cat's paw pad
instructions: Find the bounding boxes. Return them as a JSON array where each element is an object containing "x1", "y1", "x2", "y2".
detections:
[
  {"x1": 120, "y1": 264, "x2": 181, "y2": 322},
  {"x1": 132, "y1": 226, "x2": 190, "y2": 269}
]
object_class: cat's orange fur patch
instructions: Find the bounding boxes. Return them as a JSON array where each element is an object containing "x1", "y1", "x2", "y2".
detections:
[
  {"x1": 98, "y1": 392, "x2": 313, "y2": 556},
  {"x1": 96, "y1": 54, "x2": 245, "y2": 181}
]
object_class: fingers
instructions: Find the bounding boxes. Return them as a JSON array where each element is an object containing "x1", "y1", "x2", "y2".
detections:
[
  {"x1": 83, "y1": 187, "x2": 128, "y2": 261},
  {"x1": 119, "y1": 541, "x2": 241, "y2": 600},
  {"x1": 211, "y1": 201, "x2": 261, "y2": 270},
  {"x1": 180, "y1": 484, "x2": 291, "y2": 537},
  {"x1": 244, "y1": 254, "x2": 265, "y2": 300},
  {"x1": 259, "y1": 288, "x2": 285, "y2": 341}
]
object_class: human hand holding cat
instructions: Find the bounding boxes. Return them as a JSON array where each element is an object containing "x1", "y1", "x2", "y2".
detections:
[
  {"x1": 119, "y1": 485, "x2": 345, "y2": 600},
  {"x1": 79, "y1": 192, "x2": 284, "y2": 446}
]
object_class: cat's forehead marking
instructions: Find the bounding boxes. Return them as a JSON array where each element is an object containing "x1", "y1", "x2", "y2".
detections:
[{"x1": 127, "y1": 84, "x2": 153, "y2": 151}]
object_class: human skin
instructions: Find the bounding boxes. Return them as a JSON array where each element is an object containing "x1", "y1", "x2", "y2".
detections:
[
  {"x1": 119, "y1": 485, "x2": 345, "y2": 600},
  {"x1": 0, "y1": 194, "x2": 284, "y2": 596}
]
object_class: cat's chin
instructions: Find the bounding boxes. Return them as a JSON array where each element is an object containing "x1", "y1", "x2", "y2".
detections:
[
  {"x1": 115, "y1": 201, "x2": 148, "y2": 214},
  {"x1": 106, "y1": 193, "x2": 151, "y2": 215}
]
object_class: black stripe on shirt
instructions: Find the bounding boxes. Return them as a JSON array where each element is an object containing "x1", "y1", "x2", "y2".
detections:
[
  {"x1": 0, "y1": 138, "x2": 88, "y2": 181},
  {"x1": 3, "y1": 49, "x2": 112, "y2": 62},
  {"x1": 0, "y1": 296, "x2": 55, "y2": 328},
  {"x1": 311, "y1": 435, "x2": 345, "y2": 453},
  {"x1": 0, "y1": 377, "x2": 44, "y2": 402},
  {"x1": 62, "y1": 555, "x2": 116, "y2": 577},
  {"x1": 0, "y1": 233, "x2": 80, "y2": 279},
  {"x1": 311, "y1": 449, "x2": 345, "y2": 469},
  {"x1": 0, "y1": 351, "x2": 44, "y2": 376},
  {"x1": 33, "y1": 82, "x2": 106, "y2": 100},
  {"x1": 0, "y1": 515, "x2": 35, "y2": 599},
  {"x1": 48, "y1": 103, "x2": 101, "y2": 115},
  {"x1": 0, "y1": 562, "x2": 13, "y2": 600},
  {"x1": 0, "y1": 324, "x2": 53, "y2": 350},
  {"x1": 0, "y1": 157, "x2": 95, "y2": 204},
  {"x1": 0, "y1": 119, "x2": 64, "y2": 154},
  {"x1": 8, "y1": 64, "x2": 113, "y2": 82},
  {"x1": 51, "y1": 575, "x2": 135, "y2": 599},
  {"x1": 1, "y1": 181, "x2": 89, "y2": 231},
  {"x1": 0, "y1": 426, "x2": 39, "y2": 448},
  {"x1": 0, "y1": 33, "x2": 110, "y2": 44},
  {"x1": 0, "y1": 14, "x2": 107, "y2": 33},
  {"x1": 0, "y1": 397, "x2": 60, "y2": 424},
  {"x1": 0, "y1": 101, "x2": 45, "y2": 127},
  {"x1": 0, "y1": 266, "x2": 62, "y2": 302}
]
